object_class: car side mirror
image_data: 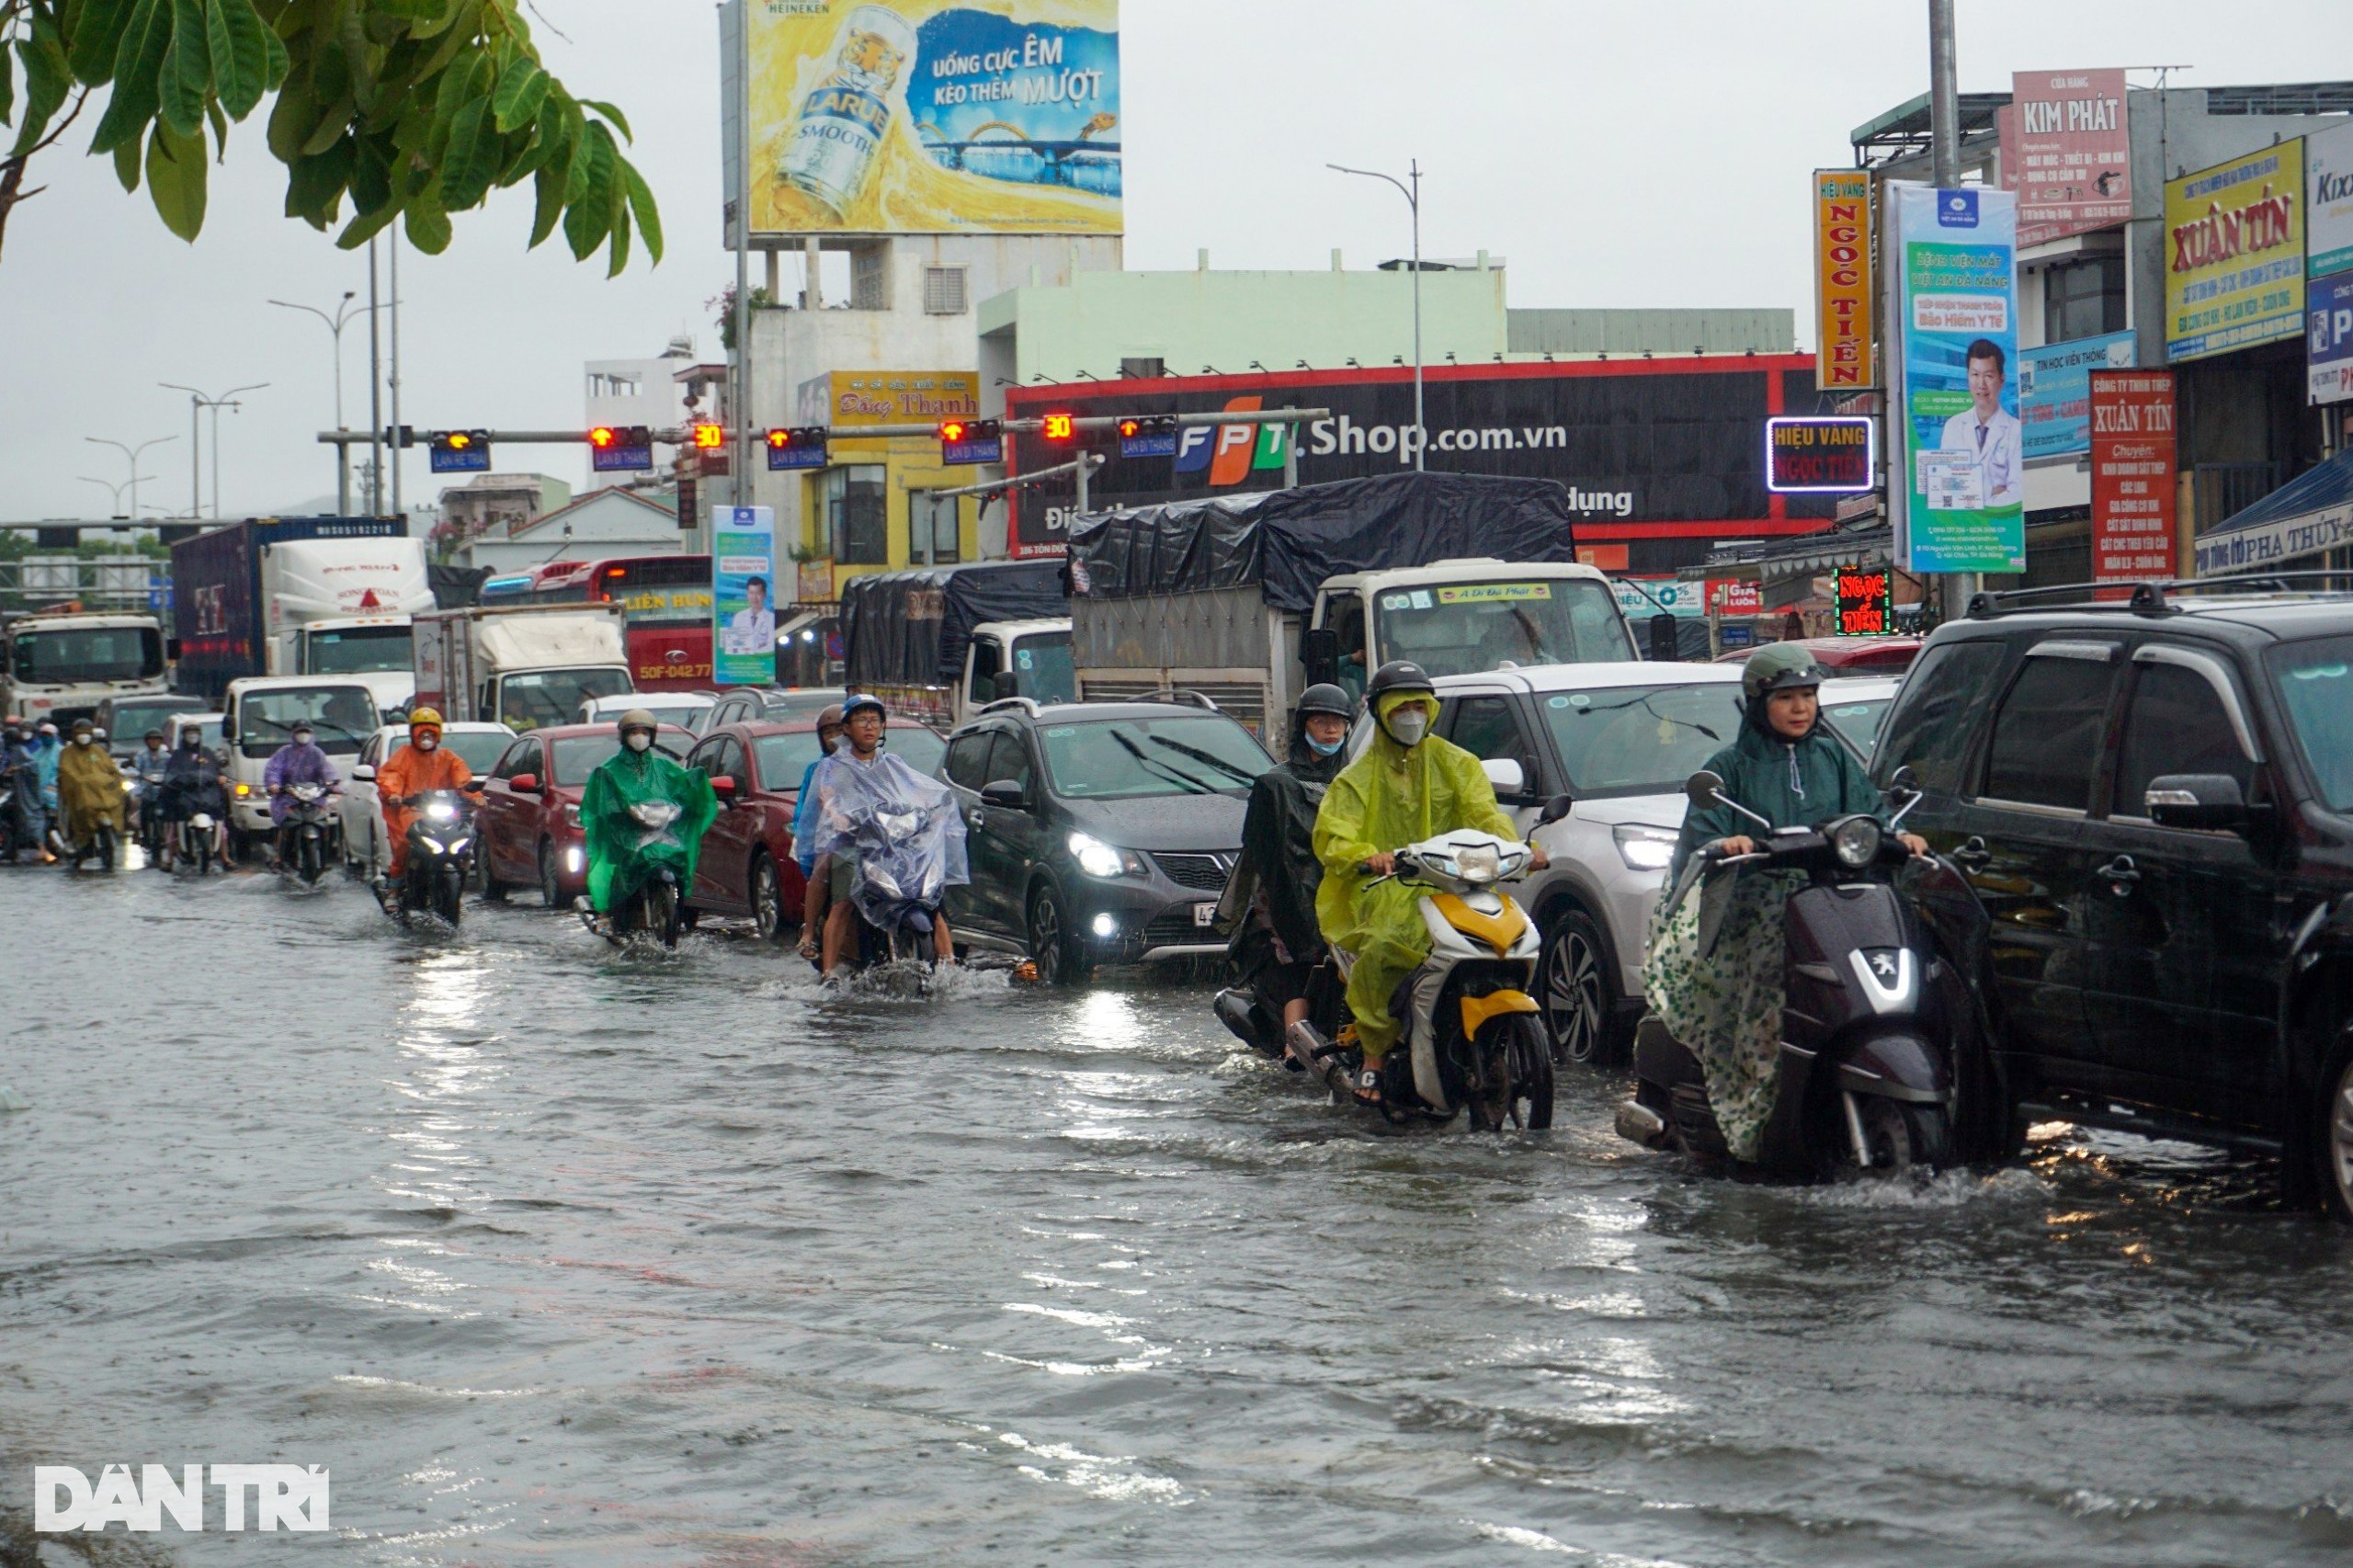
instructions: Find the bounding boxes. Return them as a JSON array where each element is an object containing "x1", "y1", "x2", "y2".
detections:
[
  {"x1": 1482, "y1": 757, "x2": 1528, "y2": 799},
  {"x1": 1648, "y1": 611, "x2": 1678, "y2": 663},
  {"x1": 980, "y1": 778, "x2": 1028, "y2": 811},
  {"x1": 1299, "y1": 626, "x2": 1339, "y2": 687},
  {"x1": 2146, "y1": 773, "x2": 2251, "y2": 833},
  {"x1": 710, "y1": 774, "x2": 737, "y2": 800},
  {"x1": 507, "y1": 772, "x2": 540, "y2": 793},
  {"x1": 1538, "y1": 792, "x2": 1574, "y2": 826},
  {"x1": 991, "y1": 671, "x2": 1019, "y2": 702},
  {"x1": 1887, "y1": 765, "x2": 1919, "y2": 795},
  {"x1": 350, "y1": 764, "x2": 376, "y2": 782},
  {"x1": 1685, "y1": 768, "x2": 1726, "y2": 809}
]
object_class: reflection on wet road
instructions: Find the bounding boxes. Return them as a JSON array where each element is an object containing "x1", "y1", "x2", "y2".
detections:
[{"x1": 5, "y1": 868, "x2": 2352, "y2": 1564}]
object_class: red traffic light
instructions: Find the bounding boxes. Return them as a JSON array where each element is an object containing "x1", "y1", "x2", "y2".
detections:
[
  {"x1": 1118, "y1": 418, "x2": 1141, "y2": 438},
  {"x1": 1041, "y1": 413, "x2": 1076, "y2": 441},
  {"x1": 589, "y1": 426, "x2": 619, "y2": 449},
  {"x1": 692, "y1": 423, "x2": 725, "y2": 449},
  {"x1": 938, "y1": 419, "x2": 970, "y2": 444},
  {"x1": 766, "y1": 428, "x2": 791, "y2": 449}
]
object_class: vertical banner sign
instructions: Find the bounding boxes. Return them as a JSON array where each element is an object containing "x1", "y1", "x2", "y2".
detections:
[
  {"x1": 2307, "y1": 119, "x2": 2353, "y2": 282},
  {"x1": 2166, "y1": 141, "x2": 2306, "y2": 363},
  {"x1": 2311, "y1": 273, "x2": 2353, "y2": 406},
  {"x1": 2005, "y1": 69, "x2": 2131, "y2": 246},
  {"x1": 2089, "y1": 370, "x2": 2177, "y2": 584},
  {"x1": 1813, "y1": 171, "x2": 1875, "y2": 389},
  {"x1": 1888, "y1": 183, "x2": 2024, "y2": 574},
  {"x1": 712, "y1": 506, "x2": 777, "y2": 686},
  {"x1": 1835, "y1": 566, "x2": 1894, "y2": 635}
]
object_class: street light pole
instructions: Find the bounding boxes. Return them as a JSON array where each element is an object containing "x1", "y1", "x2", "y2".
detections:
[
  {"x1": 368, "y1": 237, "x2": 385, "y2": 517},
  {"x1": 78, "y1": 473, "x2": 156, "y2": 517},
  {"x1": 83, "y1": 435, "x2": 176, "y2": 520},
  {"x1": 160, "y1": 383, "x2": 267, "y2": 519},
  {"x1": 1328, "y1": 159, "x2": 1425, "y2": 472},
  {"x1": 269, "y1": 290, "x2": 368, "y2": 516},
  {"x1": 1926, "y1": 0, "x2": 1972, "y2": 619}
]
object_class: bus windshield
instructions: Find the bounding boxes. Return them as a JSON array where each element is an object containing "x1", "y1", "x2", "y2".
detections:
[{"x1": 11, "y1": 625, "x2": 164, "y2": 685}]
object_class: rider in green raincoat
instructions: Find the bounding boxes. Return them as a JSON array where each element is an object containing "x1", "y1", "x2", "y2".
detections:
[
  {"x1": 1313, "y1": 662, "x2": 1542, "y2": 1103},
  {"x1": 579, "y1": 709, "x2": 719, "y2": 915}
]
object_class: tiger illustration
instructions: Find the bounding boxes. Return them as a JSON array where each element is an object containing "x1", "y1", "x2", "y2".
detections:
[{"x1": 840, "y1": 28, "x2": 904, "y2": 88}]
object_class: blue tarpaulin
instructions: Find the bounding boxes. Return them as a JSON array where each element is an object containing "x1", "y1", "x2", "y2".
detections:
[{"x1": 2195, "y1": 449, "x2": 2353, "y2": 577}]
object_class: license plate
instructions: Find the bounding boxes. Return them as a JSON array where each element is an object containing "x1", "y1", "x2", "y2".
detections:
[{"x1": 1193, "y1": 902, "x2": 1218, "y2": 927}]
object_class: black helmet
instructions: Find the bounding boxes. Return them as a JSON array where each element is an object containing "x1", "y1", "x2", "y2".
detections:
[
  {"x1": 144, "y1": 729, "x2": 165, "y2": 743},
  {"x1": 1363, "y1": 661, "x2": 1436, "y2": 703},
  {"x1": 1294, "y1": 683, "x2": 1354, "y2": 722}
]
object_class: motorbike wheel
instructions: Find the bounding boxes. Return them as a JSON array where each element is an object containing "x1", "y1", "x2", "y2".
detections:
[
  {"x1": 1854, "y1": 1097, "x2": 1946, "y2": 1176},
  {"x1": 194, "y1": 835, "x2": 212, "y2": 876},
  {"x1": 1461, "y1": 1028, "x2": 1518, "y2": 1134},
  {"x1": 1500, "y1": 1014, "x2": 1554, "y2": 1131},
  {"x1": 478, "y1": 848, "x2": 508, "y2": 902},
  {"x1": 299, "y1": 834, "x2": 322, "y2": 885},
  {"x1": 1027, "y1": 884, "x2": 1091, "y2": 987},
  {"x1": 649, "y1": 879, "x2": 679, "y2": 949},
  {"x1": 434, "y1": 864, "x2": 464, "y2": 926},
  {"x1": 93, "y1": 823, "x2": 117, "y2": 870},
  {"x1": 750, "y1": 853, "x2": 788, "y2": 944},
  {"x1": 1540, "y1": 909, "x2": 1624, "y2": 1068}
]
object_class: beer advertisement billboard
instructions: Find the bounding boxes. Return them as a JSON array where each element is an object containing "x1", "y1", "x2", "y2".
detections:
[
  {"x1": 744, "y1": 0, "x2": 1120, "y2": 237},
  {"x1": 2003, "y1": 69, "x2": 2131, "y2": 247},
  {"x1": 2089, "y1": 370, "x2": 2177, "y2": 585},
  {"x1": 1884, "y1": 183, "x2": 2025, "y2": 574},
  {"x1": 1812, "y1": 171, "x2": 1874, "y2": 390},
  {"x1": 2309, "y1": 119, "x2": 2353, "y2": 280},
  {"x1": 2165, "y1": 140, "x2": 2306, "y2": 363}
]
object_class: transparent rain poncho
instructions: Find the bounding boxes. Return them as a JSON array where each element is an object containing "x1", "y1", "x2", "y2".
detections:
[
  {"x1": 579, "y1": 747, "x2": 719, "y2": 914},
  {"x1": 804, "y1": 749, "x2": 969, "y2": 929}
]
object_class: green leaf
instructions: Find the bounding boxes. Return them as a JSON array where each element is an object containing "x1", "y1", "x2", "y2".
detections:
[
  {"x1": 603, "y1": 197, "x2": 628, "y2": 278},
  {"x1": 206, "y1": 94, "x2": 225, "y2": 147},
  {"x1": 209, "y1": 0, "x2": 270, "y2": 118},
  {"x1": 281, "y1": 130, "x2": 349, "y2": 222},
  {"x1": 13, "y1": 38, "x2": 74, "y2": 157},
  {"x1": 264, "y1": 62, "x2": 313, "y2": 157},
  {"x1": 113, "y1": 127, "x2": 142, "y2": 187},
  {"x1": 258, "y1": 11, "x2": 286, "y2": 87},
  {"x1": 158, "y1": 0, "x2": 210, "y2": 138},
  {"x1": 490, "y1": 56, "x2": 542, "y2": 133},
  {"x1": 562, "y1": 119, "x2": 611, "y2": 260},
  {"x1": 300, "y1": 85, "x2": 351, "y2": 154},
  {"x1": 347, "y1": 129, "x2": 389, "y2": 210},
  {"x1": 68, "y1": 0, "x2": 135, "y2": 85},
  {"x1": 576, "y1": 97, "x2": 627, "y2": 142},
  {"x1": 407, "y1": 0, "x2": 466, "y2": 39},
  {"x1": 438, "y1": 91, "x2": 494, "y2": 209},
  {"x1": 621, "y1": 157, "x2": 659, "y2": 265},
  {"x1": 402, "y1": 182, "x2": 449, "y2": 252},
  {"x1": 527, "y1": 153, "x2": 561, "y2": 246},
  {"x1": 90, "y1": 0, "x2": 174, "y2": 151},
  {"x1": 145, "y1": 116, "x2": 208, "y2": 238}
]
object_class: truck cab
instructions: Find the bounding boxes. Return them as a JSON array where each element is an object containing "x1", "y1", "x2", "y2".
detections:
[
  {"x1": 961, "y1": 619, "x2": 1074, "y2": 717},
  {"x1": 0, "y1": 611, "x2": 170, "y2": 729},
  {"x1": 1303, "y1": 560, "x2": 1636, "y2": 699},
  {"x1": 285, "y1": 617, "x2": 420, "y2": 721},
  {"x1": 219, "y1": 676, "x2": 381, "y2": 844}
]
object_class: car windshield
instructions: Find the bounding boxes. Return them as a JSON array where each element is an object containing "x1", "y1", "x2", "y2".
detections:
[
  {"x1": 109, "y1": 701, "x2": 199, "y2": 747},
  {"x1": 1371, "y1": 580, "x2": 1633, "y2": 677},
  {"x1": 2269, "y1": 635, "x2": 2353, "y2": 812},
  {"x1": 881, "y1": 725, "x2": 945, "y2": 773},
  {"x1": 501, "y1": 668, "x2": 632, "y2": 733},
  {"x1": 235, "y1": 687, "x2": 377, "y2": 757},
  {"x1": 549, "y1": 733, "x2": 687, "y2": 785},
  {"x1": 627, "y1": 702, "x2": 711, "y2": 732},
  {"x1": 1038, "y1": 714, "x2": 1270, "y2": 800},
  {"x1": 1537, "y1": 682, "x2": 1745, "y2": 798},
  {"x1": 11, "y1": 625, "x2": 165, "y2": 684},
  {"x1": 304, "y1": 625, "x2": 414, "y2": 675},
  {"x1": 1821, "y1": 697, "x2": 1895, "y2": 756}
]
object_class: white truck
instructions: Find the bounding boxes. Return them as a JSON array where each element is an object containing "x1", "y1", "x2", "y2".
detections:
[
  {"x1": 263, "y1": 536, "x2": 438, "y2": 718},
  {"x1": 218, "y1": 674, "x2": 382, "y2": 845},
  {"x1": 411, "y1": 603, "x2": 633, "y2": 732},
  {"x1": 0, "y1": 609, "x2": 171, "y2": 729}
]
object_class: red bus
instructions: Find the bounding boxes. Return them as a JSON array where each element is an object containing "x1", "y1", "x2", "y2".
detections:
[{"x1": 532, "y1": 555, "x2": 716, "y2": 691}]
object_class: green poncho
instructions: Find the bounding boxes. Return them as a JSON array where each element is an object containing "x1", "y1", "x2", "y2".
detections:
[
  {"x1": 580, "y1": 746, "x2": 719, "y2": 914},
  {"x1": 1313, "y1": 692, "x2": 1519, "y2": 1059}
]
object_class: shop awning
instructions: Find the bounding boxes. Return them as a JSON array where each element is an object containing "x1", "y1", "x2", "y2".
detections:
[
  {"x1": 2194, "y1": 449, "x2": 2353, "y2": 577},
  {"x1": 1679, "y1": 525, "x2": 1892, "y2": 582}
]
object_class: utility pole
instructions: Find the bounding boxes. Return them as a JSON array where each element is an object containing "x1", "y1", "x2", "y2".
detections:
[
  {"x1": 268, "y1": 289, "x2": 371, "y2": 516},
  {"x1": 367, "y1": 237, "x2": 385, "y2": 518},
  {"x1": 1329, "y1": 160, "x2": 1425, "y2": 471},
  {"x1": 83, "y1": 435, "x2": 175, "y2": 521},
  {"x1": 160, "y1": 384, "x2": 265, "y2": 518},
  {"x1": 1927, "y1": 0, "x2": 1973, "y2": 619},
  {"x1": 389, "y1": 233, "x2": 404, "y2": 520}
]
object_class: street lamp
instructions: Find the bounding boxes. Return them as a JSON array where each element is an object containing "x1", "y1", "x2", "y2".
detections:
[
  {"x1": 1329, "y1": 158, "x2": 1424, "y2": 472},
  {"x1": 78, "y1": 473, "x2": 158, "y2": 518},
  {"x1": 83, "y1": 435, "x2": 176, "y2": 521},
  {"x1": 269, "y1": 290, "x2": 375, "y2": 515},
  {"x1": 161, "y1": 381, "x2": 268, "y2": 520}
]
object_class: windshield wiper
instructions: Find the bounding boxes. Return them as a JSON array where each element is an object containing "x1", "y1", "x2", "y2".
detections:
[
  {"x1": 1572, "y1": 693, "x2": 1722, "y2": 742},
  {"x1": 1110, "y1": 730, "x2": 1214, "y2": 795},
  {"x1": 1147, "y1": 734, "x2": 1259, "y2": 786}
]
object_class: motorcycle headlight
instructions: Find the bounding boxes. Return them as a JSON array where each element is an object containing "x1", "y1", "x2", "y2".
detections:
[
  {"x1": 1068, "y1": 832, "x2": 1142, "y2": 880},
  {"x1": 1453, "y1": 845, "x2": 1502, "y2": 885},
  {"x1": 1831, "y1": 816, "x2": 1883, "y2": 869},
  {"x1": 419, "y1": 836, "x2": 445, "y2": 854},
  {"x1": 1612, "y1": 824, "x2": 1678, "y2": 872},
  {"x1": 426, "y1": 801, "x2": 458, "y2": 823}
]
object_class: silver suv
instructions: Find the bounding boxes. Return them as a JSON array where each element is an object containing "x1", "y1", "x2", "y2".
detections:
[{"x1": 1426, "y1": 662, "x2": 1749, "y2": 1065}]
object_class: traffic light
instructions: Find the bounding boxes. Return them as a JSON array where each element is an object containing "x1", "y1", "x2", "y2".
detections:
[
  {"x1": 938, "y1": 417, "x2": 1002, "y2": 464},
  {"x1": 1116, "y1": 414, "x2": 1180, "y2": 458},
  {"x1": 1040, "y1": 412, "x2": 1077, "y2": 442},
  {"x1": 428, "y1": 429, "x2": 490, "y2": 472},
  {"x1": 588, "y1": 424, "x2": 654, "y2": 472},
  {"x1": 766, "y1": 426, "x2": 828, "y2": 471}
]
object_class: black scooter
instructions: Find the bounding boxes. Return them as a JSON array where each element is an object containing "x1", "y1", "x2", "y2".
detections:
[
  {"x1": 389, "y1": 785, "x2": 481, "y2": 926},
  {"x1": 1616, "y1": 767, "x2": 1968, "y2": 1177}
]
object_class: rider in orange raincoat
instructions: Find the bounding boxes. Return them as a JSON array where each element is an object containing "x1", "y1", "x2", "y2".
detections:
[{"x1": 376, "y1": 708, "x2": 474, "y2": 882}]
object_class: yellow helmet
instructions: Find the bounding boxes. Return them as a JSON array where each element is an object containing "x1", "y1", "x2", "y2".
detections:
[{"x1": 406, "y1": 707, "x2": 444, "y2": 731}]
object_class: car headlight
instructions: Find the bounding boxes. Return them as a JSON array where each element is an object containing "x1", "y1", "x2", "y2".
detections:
[
  {"x1": 1067, "y1": 831, "x2": 1141, "y2": 879},
  {"x1": 1613, "y1": 824, "x2": 1678, "y2": 872},
  {"x1": 1831, "y1": 816, "x2": 1882, "y2": 869}
]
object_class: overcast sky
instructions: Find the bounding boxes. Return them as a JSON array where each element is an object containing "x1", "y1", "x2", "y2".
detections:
[{"x1": 0, "y1": 0, "x2": 2338, "y2": 521}]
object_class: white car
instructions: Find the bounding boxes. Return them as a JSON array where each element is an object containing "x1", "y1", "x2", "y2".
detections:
[
  {"x1": 1817, "y1": 676, "x2": 1904, "y2": 764},
  {"x1": 1422, "y1": 661, "x2": 1749, "y2": 1066},
  {"x1": 574, "y1": 691, "x2": 716, "y2": 734},
  {"x1": 337, "y1": 721, "x2": 517, "y2": 876}
]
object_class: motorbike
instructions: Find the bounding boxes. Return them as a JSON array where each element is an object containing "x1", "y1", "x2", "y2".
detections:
[
  {"x1": 0, "y1": 765, "x2": 35, "y2": 863},
  {"x1": 833, "y1": 798, "x2": 954, "y2": 976},
  {"x1": 277, "y1": 782, "x2": 339, "y2": 886},
  {"x1": 1615, "y1": 767, "x2": 1964, "y2": 1178},
  {"x1": 391, "y1": 786, "x2": 480, "y2": 926},
  {"x1": 580, "y1": 798, "x2": 688, "y2": 949},
  {"x1": 132, "y1": 759, "x2": 170, "y2": 863}
]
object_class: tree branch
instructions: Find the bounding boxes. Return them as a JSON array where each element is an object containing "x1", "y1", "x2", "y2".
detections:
[{"x1": 0, "y1": 85, "x2": 89, "y2": 261}]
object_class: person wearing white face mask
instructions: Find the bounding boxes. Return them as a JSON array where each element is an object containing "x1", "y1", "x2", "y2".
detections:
[
  {"x1": 56, "y1": 719, "x2": 128, "y2": 868},
  {"x1": 578, "y1": 710, "x2": 715, "y2": 928},
  {"x1": 374, "y1": 708, "x2": 473, "y2": 892}
]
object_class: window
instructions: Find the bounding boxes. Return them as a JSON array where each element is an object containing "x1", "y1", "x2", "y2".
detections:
[
  {"x1": 969, "y1": 637, "x2": 1003, "y2": 706},
  {"x1": 945, "y1": 732, "x2": 994, "y2": 790},
  {"x1": 494, "y1": 739, "x2": 540, "y2": 781},
  {"x1": 2113, "y1": 660, "x2": 2255, "y2": 818},
  {"x1": 2270, "y1": 635, "x2": 2353, "y2": 812},
  {"x1": 1036, "y1": 716, "x2": 1272, "y2": 801},
  {"x1": 826, "y1": 465, "x2": 888, "y2": 565},
  {"x1": 851, "y1": 245, "x2": 887, "y2": 310},
  {"x1": 1537, "y1": 682, "x2": 1746, "y2": 798},
  {"x1": 233, "y1": 686, "x2": 378, "y2": 757},
  {"x1": 910, "y1": 491, "x2": 960, "y2": 565},
  {"x1": 983, "y1": 730, "x2": 1034, "y2": 793},
  {"x1": 1370, "y1": 578, "x2": 1635, "y2": 678},
  {"x1": 1982, "y1": 650, "x2": 2118, "y2": 810},
  {"x1": 754, "y1": 731, "x2": 828, "y2": 790},
  {"x1": 923, "y1": 266, "x2": 968, "y2": 315},
  {"x1": 1450, "y1": 696, "x2": 1538, "y2": 785},
  {"x1": 2043, "y1": 255, "x2": 2126, "y2": 344},
  {"x1": 1873, "y1": 640, "x2": 2007, "y2": 796},
  {"x1": 688, "y1": 737, "x2": 722, "y2": 775}
]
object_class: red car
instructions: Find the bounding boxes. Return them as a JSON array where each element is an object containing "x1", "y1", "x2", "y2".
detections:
[
  {"x1": 473, "y1": 722, "x2": 700, "y2": 908},
  {"x1": 1714, "y1": 635, "x2": 1921, "y2": 673},
  {"x1": 681, "y1": 719, "x2": 947, "y2": 941}
]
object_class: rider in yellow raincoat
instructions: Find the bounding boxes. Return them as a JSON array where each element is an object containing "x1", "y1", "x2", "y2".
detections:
[
  {"x1": 1313, "y1": 662, "x2": 1544, "y2": 1103},
  {"x1": 56, "y1": 719, "x2": 127, "y2": 864}
]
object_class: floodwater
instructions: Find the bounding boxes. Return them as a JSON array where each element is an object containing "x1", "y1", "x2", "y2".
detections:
[{"x1": 4, "y1": 866, "x2": 2352, "y2": 1567}]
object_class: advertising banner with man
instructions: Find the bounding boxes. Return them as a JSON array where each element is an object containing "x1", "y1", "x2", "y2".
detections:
[
  {"x1": 712, "y1": 506, "x2": 778, "y2": 687},
  {"x1": 743, "y1": 0, "x2": 1120, "y2": 237},
  {"x1": 1886, "y1": 183, "x2": 2024, "y2": 574},
  {"x1": 2090, "y1": 370, "x2": 2177, "y2": 585},
  {"x1": 2165, "y1": 141, "x2": 2306, "y2": 362}
]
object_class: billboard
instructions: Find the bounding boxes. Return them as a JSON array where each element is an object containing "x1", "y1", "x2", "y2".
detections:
[
  {"x1": 2018, "y1": 330, "x2": 2137, "y2": 460},
  {"x1": 2003, "y1": 69, "x2": 2131, "y2": 246},
  {"x1": 794, "y1": 369, "x2": 980, "y2": 428},
  {"x1": 2310, "y1": 119, "x2": 2353, "y2": 279},
  {"x1": 2165, "y1": 141, "x2": 2305, "y2": 363},
  {"x1": 744, "y1": 0, "x2": 1120, "y2": 237},
  {"x1": 1835, "y1": 566, "x2": 1894, "y2": 635},
  {"x1": 1885, "y1": 183, "x2": 2024, "y2": 574},
  {"x1": 2311, "y1": 272, "x2": 2353, "y2": 406},
  {"x1": 1812, "y1": 170, "x2": 1874, "y2": 389},
  {"x1": 712, "y1": 506, "x2": 778, "y2": 686},
  {"x1": 2089, "y1": 370, "x2": 2177, "y2": 585}
]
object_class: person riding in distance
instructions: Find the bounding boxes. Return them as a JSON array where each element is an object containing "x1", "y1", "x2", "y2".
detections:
[
  {"x1": 805, "y1": 695, "x2": 962, "y2": 975},
  {"x1": 1313, "y1": 662, "x2": 1548, "y2": 1105},
  {"x1": 263, "y1": 720, "x2": 343, "y2": 865},
  {"x1": 3, "y1": 722, "x2": 56, "y2": 863},
  {"x1": 374, "y1": 708, "x2": 474, "y2": 891},
  {"x1": 579, "y1": 709, "x2": 717, "y2": 925},
  {"x1": 159, "y1": 721, "x2": 228, "y2": 862},
  {"x1": 1219, "y1": 682, "x2": 1355, "y2": 1069},
  {"x1": 793, "y1": 703, "x2": 847, "y2": 961},
  {"x1": 1643, "y1": 643, "x2": 1929, "y2": 1164},
  {"x1": 55, "y1": 719, "x2": 127, "y2": 866}
]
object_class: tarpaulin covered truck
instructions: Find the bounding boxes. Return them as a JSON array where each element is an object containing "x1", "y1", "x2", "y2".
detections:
[
  {"x1": 1065, "y1": 472, "x2": 1636, "y2": 740},
  {"x1": 411, "y1": 603, "x2": 631, "y2": 732},
  {"x1": 167, "y1": 517, "x2": 413, "y2": 710},
  {"x1": 839, "y1": 560, "x2": 1071, "y2": 729}
]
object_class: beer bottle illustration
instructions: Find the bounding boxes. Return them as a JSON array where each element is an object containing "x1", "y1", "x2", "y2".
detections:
[{"x1": 779, "y1": 5, "x2": 920, "y2": 216}]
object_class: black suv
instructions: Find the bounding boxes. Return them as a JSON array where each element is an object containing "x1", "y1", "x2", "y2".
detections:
[
  {"x1": 1870, "y1": 577, "x2": 2353, "y2": 1215},
  {"x1": 937, "y1": 696, "x2": 1275, "y2": 983}
]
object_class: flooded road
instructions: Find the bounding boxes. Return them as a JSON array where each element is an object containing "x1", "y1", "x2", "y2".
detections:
[{"x1": 5, "y1": 866, "x2": 2353, "y2": 1566}]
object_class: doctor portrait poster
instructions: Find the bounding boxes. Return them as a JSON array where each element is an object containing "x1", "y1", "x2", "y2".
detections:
[
  {"x1": 1888, "y1": 182, "x2": 2025, "y2": 574},
  {"x1": 712, "y1": 506, "x2": 778, "y2": 686}
]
